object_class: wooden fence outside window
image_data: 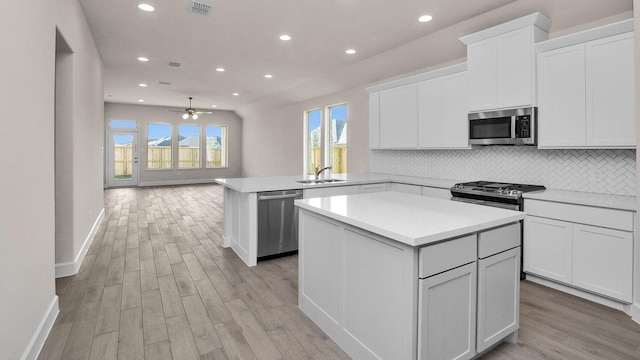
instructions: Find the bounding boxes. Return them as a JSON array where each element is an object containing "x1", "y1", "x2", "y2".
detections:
[{"x1": 115, "y1": 145, "x2": 224, "y2": 174}]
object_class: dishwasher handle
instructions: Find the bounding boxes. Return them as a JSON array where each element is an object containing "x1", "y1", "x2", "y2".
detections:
[{"x1": 258, "y1": 192, "x2": 301, "y2": 201}]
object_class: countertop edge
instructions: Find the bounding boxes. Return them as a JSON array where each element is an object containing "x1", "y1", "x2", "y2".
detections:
[
  {"x1": 523, "y1": 189, "x2": 636, "y2": 212},
  {"x1": 295, "y1": 194, "x2": 526, "y2": 247}
]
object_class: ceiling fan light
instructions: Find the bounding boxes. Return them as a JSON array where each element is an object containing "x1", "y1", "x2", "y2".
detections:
[
  {"x1": 192, "y1": 114, "x2": 199, "y2": 120},
  {"x1": 182, "y1": 113, "x2": 189, "y2": 119}
]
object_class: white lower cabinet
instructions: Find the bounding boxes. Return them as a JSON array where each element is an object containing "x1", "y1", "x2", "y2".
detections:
[
  {"x1": 360, "y1": 183, "x2": 388, "y2": 194},
  {"x1": 572, "y1": 224, "x2": 633, "y2": 302},
  {"x1": 419, "y1": 223, "x2": 521, "y2": 359},
  {"x1": 419, "y1": 263, "x2": 477, "y2": 360},
  {"x1": 524, "y1": 216, "x2": 573, "y2": 284},
  {"x1": 477, "y1": 247, "x2": 520, "y2": 353},
  {"x1": 524, "y1": 199, "x2": 634, "y2": 303},
  {"x1": 300, "y1": 211, "x2": 521, "y2": 360}
]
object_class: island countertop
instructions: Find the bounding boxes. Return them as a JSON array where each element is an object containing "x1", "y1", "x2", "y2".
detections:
[{"x1": 295, "y1": 191, "x2": 526, "y2": 247}]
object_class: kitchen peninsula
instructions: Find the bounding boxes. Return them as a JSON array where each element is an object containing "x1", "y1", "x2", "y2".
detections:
[
  {"x1": 215, "y1": 173, "x2": 458, "y2": 266},
  {"x1": 295, "y1": 191, "x2": 526, "y2": 360}
]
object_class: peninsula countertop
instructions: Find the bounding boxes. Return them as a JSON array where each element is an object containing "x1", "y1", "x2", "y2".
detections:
[
  {"x1": 214, "y1": 173, "x2": 461, "y2": 193},
  {"x1": 294, "y1": 191, "x2": 526, "y2": 247}
]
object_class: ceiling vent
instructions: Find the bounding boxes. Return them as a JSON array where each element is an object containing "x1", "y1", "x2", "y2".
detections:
[
  {"x1": 159, "y1": 81, "x2": 172, "y2": 85},
  {"x1": 189, "y1": 1, "x2": 212, "y2": 16},
  {"x1": 168, "y1": 61, "x2": 182, "y2": 68}
]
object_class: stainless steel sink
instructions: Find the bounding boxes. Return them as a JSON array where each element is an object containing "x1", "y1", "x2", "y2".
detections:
[{"x1": 296, "y1": 179, "x2": 346, "y2": 185}]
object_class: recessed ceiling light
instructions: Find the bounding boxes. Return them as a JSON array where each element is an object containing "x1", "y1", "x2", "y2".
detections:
[
  {"x1": 137, "y1": 99, "x2": 144, "y2": 102},
  {"x1": 211, "y1": 105, "x2": 217, "y2": 108},
  {"x1": 137, "y1": 57, "x2": 149, "y2": 62},
  {"x1": 232, "y1": 92, "x2": 239, "y2": 96},
  {"x1": 216, "y1": 67, "x2": 225, "y2": 72},
  {"x1": 279, "y1": 35, "x2": 291, "y2": 41},
  {"x1": 138, "y1": 4, "x2": 155, "y2": 12},
  {"x1": 138, "y1": 83, "x2": 148, "y2": 87},
  {"x1": 418, "y1": 15, "x2": 433, "y2": 23},
  {"x1": 264, "y1": 74, "x2": 273, "y2": 79},
  {"x1": 345, "y1": 49, "x2": 356, "y2": 55}
]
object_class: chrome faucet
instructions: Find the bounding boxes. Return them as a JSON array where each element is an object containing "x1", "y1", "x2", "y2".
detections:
[{"x1": 315, "y1": 165, "x2": 332, "y2": 180}]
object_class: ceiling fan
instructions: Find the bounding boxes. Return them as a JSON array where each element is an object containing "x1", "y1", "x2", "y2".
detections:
[{"x1": 169, "y1": 97, "x2": 212, "y2": 120}]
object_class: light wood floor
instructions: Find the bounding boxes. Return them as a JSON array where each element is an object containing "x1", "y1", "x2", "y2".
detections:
[{"x1": 39, "y1": 184, "x2": 640, "y2": 360}]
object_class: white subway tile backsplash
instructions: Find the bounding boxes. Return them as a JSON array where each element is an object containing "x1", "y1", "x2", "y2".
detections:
[{"x1": 371, "y1": 148, "x2": 635, "y2": 196}]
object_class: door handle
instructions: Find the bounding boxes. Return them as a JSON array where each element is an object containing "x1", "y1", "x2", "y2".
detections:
[{"x1": 258, "y1": 193, "x2": 301, "y2": 201}]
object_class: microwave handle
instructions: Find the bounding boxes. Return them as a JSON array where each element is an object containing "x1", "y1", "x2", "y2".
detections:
[{"x1": 510, "y1": 116, "x2": 516, "y2": 139}]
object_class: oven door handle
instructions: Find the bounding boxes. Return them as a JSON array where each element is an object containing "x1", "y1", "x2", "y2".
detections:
[{"x1": 451, "y1": 196, "x2": 520, "y2": 211}]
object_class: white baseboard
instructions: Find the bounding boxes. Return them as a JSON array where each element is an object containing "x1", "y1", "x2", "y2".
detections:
[
  {"x1": 21, "y1": 296, "x2": 59, "y2": 360},
  {"x1": 526, "y1": 274, "x2": 632, "y2": 315},
  {"x1": 55, "y1": 208, "x2": 105, "y2": 278},
  {"x1": 632, "y1": 302, "x2": 640, "y2": 325},
  {"x1": 138, "y1": 179, "x2": 220, "y2": 187}
]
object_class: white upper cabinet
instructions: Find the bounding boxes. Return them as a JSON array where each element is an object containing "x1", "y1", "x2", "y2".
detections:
[
  {"x1": 379, "y1": 83, "x2": 418, "y2": 148},
  {"x1": 368, "y1": 92, "x2": 380, "y2": 149},
  {"x1": 461, "y1": 13, "x2": 550, "y2": 112},
  {"x1": 537, "y1": 20, "x2": 635, "y2": 148},
  {"x1": 586, "y1": 33, "x2": 635, "y2": 147},
  {"x1": 418, "y1": 72, "x2": 469, "y2": 148},
  {"x1": 367, "y1": 63, "x2": 468, "y2": 150}
]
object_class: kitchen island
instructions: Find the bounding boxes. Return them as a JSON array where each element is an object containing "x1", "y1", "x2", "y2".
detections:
[
  {"x1": 215, "y1": 173, "x2": 458, "y2": 266},
  {"x1": 295, "y1": 191, "x2": 526, "y2": 360}
]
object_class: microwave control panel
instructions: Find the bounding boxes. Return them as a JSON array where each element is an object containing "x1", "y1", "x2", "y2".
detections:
[{"x1": 515, "y1": 115, "x2": 531, "y2": 138}]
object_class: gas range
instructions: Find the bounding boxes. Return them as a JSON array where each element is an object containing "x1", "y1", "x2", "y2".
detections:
[
  {"x1": 451, "y1": 181, "x2": 546, "y2": 281},
  {"x1": 450, "y1": 181, "x2": 546, "y2": 211}
]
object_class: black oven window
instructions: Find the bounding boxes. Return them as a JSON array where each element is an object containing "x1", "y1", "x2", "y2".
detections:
[{"x1": 470, "y1": 117, "x2": 511, "y2": 139}]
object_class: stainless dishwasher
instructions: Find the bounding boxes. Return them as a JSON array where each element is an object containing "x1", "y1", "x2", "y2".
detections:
[{"x1": 257, "y1": 189, "x2": 303, "y2": 260}]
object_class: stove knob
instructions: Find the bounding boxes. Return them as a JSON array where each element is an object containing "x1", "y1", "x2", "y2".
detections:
[{"x1": 509, "y1": 190, "x2": 520, "y2": 196}]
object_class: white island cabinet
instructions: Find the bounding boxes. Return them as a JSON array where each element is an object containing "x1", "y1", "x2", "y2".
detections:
[{"x1": 296, "y1": 192, "x2": 525, "y2": 360}]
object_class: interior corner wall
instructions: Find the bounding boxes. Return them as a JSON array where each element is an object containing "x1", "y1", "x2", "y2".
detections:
[
  {"x1": 238, "y1": 86, "x2": 370, "y2": 177},
  {"x1": 54, "y1": 0, "x2": 105, "y2": 272},
  {"x1": 633, "y1": 0, "x2": 640, "y2": 324},
  {"x1": 103, "y1": 103, "x2": 243, "y2": 185},
  {"x1": 0, "y1": 1, "x2": 57, "y2": 359}
]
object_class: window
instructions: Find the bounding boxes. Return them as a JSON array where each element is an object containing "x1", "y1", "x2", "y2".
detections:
[
  {"x1": 113, "y1": 134, "x2": 134, "y2": 179},
  {"x1": 304, "y1": 104, "x2": 347, "y2": 175},
  {"x1": 305, "y1": 109, "x2": 322, "y2": 175},
  {"x1": 179, "y1": 124, "x2": 201, "y2": 168},
  {"x1": 147, "y1": 123, "x2": 172, "y2": 169},
  {"x1": 206, "y1": 125, "x2": 228, "y2": 167},
  {"x1": 328, "y1": 104, "x2": 347, "y2": 174},
  {"x1": 110, "y1": 120, "x2": 137, "y2": 128}
]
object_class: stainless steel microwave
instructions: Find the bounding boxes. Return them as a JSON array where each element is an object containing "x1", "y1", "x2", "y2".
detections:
[{"x1": 469, "y1": 107, "x2": 537, "y2": 145}]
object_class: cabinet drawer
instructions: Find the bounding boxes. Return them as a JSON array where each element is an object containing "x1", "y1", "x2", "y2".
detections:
[
  {"x1": 478, "y1": 223, "x2": 521, "y2": 259},
  {"x1": 524, "y1": 199, "x2": 633, "y2": 231},
  {"x1": 420, "y1": 234, "x2": 477, "y2": 278}
]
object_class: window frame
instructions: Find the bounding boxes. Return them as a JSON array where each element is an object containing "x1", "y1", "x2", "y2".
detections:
[
  {"x1": 147, "y1": 122, "x2": 173, "y2": 170},
  {"x1": 178, "y1": 124, "x2": 202, "y2": 169},
  {"x1": 303, "y1": 103, "x2": 347, "y2": 175},
  {"x1": 205, "y1": 125, "x2": 228, "y2": 168}
]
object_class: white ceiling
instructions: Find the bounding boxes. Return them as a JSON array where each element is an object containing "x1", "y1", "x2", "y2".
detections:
[{"x1": 79, "y1": 0, "x2": 632, "y2": 113}]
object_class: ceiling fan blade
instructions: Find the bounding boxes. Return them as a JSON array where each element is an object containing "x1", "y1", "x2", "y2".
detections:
[
  {"x1": 168, "y1": 109, "x2": 185, "y2": 113},
  {"x1": 195, "y1": 111, "x2": 213, "y2": 114}
]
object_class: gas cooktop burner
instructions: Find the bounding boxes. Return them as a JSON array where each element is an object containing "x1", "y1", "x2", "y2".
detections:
[{"x1": 451, "y1": 181, "x2": 546, "y2": 199}]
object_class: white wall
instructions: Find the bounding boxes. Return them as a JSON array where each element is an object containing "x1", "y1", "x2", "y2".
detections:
[
  {"x1": 0, "y1": 0, "x2": 106, "y2": 357},
  {"x1": 634, "y1": 0, "x2": 640, "y2": 323},
  {"x1": 55, "y1": 0, "x2": 105, "y2": 275},
  {"x1": 238, "y1": 86, "x2": 369, "y2": 177},
  {"x1": 104, "y1": 103, "x2": 243, "y2": 184},
  {"x1": 0, "y1": 1, "x2": 57, "y2": 359}
]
